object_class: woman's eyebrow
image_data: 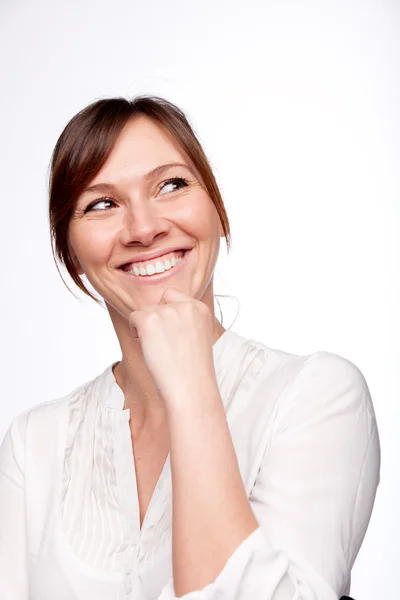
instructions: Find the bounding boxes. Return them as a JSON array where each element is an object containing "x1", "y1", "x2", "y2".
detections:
[{"x1": 81, "y1": 162, "x2": 196, "y2": 195}]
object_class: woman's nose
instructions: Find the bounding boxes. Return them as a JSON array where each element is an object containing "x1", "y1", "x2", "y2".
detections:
[{"x1": 118, "y1": 204, "x2": 170, "y2": 247}]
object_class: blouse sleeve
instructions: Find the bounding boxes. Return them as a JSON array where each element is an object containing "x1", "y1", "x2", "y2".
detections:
[
  {"x1": 0, "y1": 416, "x2": 29, "y2": 600},
  {"x1": 158, "y1": 352, "x2": 381, "y2": 600}
]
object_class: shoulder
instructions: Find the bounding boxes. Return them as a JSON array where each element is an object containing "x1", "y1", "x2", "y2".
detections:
[
  {"x1": 246, "y1": 334, "x2": 369, "y2": 386},
  {"x1": 296, "y1": 350, "x2": 368, "y2": 391},
  {"x1": 253, "y1": 335, "x2": 368, "y2": 386},
  {"x1": 291, "y1": 350, "x2": 373, "y2": 412},
  {"x1": 268, "y1": 349, "x2": 378, "y2": 441},
  {"x1": 1, "y1": 370, "x2": 102, "y2": 452},
  {"x1": 250, "y1": 336, "x2": 372, "y2": 403},
  {"x1": 242, "y1": 336, "x2": 377, "y2": 432}
]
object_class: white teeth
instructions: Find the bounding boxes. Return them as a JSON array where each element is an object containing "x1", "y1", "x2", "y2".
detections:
[
  {"x1": 155, "y1": 261, "x2": 165, "y2": 274},
  {"x1": 129, "y1": 255, "x2": 183, "y2": 277},
  {"x1": 145, "y1": 264, "x2": 156, "y2": 275}
]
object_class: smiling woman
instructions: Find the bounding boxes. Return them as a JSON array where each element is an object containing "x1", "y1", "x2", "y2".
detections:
[
  {"x1": 48, "y1": 96, "x2": 231, "y2": 308},
  {"x1": 0, "y1": 95, "x2": 380, "y2": 600}
]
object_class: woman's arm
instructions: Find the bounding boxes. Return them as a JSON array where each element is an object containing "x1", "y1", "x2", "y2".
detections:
[
  {"x1": 159, "y1": 352, "x2": 380, "y2": 599},
  {"x1": 0, "y1": 417, "x2": 29, "y2": 600},
  {"x1": 166, "y1": 380, "x2": 260, "y2": 597}
]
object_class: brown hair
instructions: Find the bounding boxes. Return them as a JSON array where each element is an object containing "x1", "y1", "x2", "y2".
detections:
[{"x1": 48, "y1": 95, "x2": 232, "y2": 307}]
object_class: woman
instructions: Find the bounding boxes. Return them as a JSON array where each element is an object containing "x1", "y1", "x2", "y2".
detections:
[{"x1": 0, "y1": 95, "x2": 380, "y2": 600}]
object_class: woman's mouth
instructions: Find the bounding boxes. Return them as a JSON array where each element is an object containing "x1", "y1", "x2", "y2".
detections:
[{"x1": 118, "y1": 249, "x2": 191, "y2": 284}]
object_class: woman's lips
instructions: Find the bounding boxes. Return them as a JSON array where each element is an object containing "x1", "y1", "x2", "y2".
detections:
[{"x1": 118, "y1": 249, "x2": 191, "y2": 284}]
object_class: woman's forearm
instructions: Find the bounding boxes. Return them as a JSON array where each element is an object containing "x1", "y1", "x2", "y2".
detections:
[{"x1": 165, "y1": 381, "x2": 259, "y2": 597}]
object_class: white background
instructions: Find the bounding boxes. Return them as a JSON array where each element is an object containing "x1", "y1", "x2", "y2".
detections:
[{"x1": 0, "y1": 1, "x2": 398, "y2": 598}]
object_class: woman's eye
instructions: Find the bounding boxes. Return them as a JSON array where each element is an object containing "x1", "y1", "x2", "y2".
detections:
[
  {"x1": 84, "y1": 198, "x2": 115, "y2": 213},
  {"x1": 83, "y1": 178, "x2": 188, "y2": 213},
  {"x1": 159, "y1": 177, "x2": 189, "y2": 195}
]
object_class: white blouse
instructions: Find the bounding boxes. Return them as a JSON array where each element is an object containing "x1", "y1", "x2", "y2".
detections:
[{"x1": 0, "y1": 328, "x2": 380, "y2": 600}]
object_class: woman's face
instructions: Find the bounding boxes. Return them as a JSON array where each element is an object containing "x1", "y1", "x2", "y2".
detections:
[{"x1": 68, "y1": 116, "x2": 224, "y2": 320}]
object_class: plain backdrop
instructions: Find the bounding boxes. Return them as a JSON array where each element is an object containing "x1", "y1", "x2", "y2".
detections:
[{"x1": 0, "y1": 0, "x2": 398, "y2": 598}]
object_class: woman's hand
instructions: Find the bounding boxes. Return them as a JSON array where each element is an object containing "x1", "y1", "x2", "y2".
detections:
[{"x1": 128, "y1": 287, "x2": 218, "y2": 408}]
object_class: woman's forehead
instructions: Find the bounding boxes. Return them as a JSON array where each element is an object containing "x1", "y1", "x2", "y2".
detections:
[
  {"x1": 93, "y1": 117, "x2": 190, "y2": 182},
  {"x1": 116, "y1": 116, "x2": 185, "y2": 159}
]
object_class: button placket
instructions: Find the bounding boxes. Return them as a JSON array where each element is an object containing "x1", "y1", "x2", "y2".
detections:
[{"x1": 122, "y1": 544, "x2": 135, "y2": 598}]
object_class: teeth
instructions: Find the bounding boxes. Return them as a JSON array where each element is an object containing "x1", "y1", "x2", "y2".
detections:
[{"x1": 128, "y1": 255, "x2": 183, "y2": 277}]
